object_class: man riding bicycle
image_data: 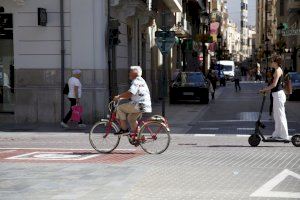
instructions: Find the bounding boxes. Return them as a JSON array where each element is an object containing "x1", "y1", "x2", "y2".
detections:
[{"x1": 113, "y1": 66, "x2": 152, "y2": 135}]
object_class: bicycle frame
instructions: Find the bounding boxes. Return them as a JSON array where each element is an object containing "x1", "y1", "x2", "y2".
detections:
[{"x1": 102, "y1": 104, "x2": 169, "y2": 143}]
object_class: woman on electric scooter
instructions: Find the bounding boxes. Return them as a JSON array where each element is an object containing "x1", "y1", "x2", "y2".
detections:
[{"x1": 259, "y1": 55, "x2": 289, "y2": 141}]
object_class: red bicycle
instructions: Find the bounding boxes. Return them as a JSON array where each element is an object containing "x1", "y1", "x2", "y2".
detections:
[{"x1": 89, "y1": 100, "x2": 171, "y2": 154}]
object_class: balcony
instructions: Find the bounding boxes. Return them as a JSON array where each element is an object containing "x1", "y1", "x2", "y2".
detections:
[
  {"x1": 288, "y1": 0, "x2": 300, "y2": 13},
  {"x1": 163, "y1": 0, "x2": 183, "y2": 12}
]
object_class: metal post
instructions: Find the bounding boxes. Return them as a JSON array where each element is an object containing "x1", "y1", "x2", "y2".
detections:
[
  {"x1": 161, "y1": 12, "x2": 167, "y2": 117},
  {"x1": 60, "y1": 0, "x2": 65, "y2": 121},
  {"x1": 265, "y1": 0, "x2": 269, "y2": 71},
  {"x1": 107, "y1": 0, "x2": 112, "y2": 100}
]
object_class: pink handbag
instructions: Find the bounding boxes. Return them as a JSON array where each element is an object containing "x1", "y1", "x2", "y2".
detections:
[{"x1": 71, "y1": 105, "x2": 83, "y2": 122}]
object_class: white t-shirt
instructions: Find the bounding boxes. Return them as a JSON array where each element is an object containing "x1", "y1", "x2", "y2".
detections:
[
  {"x1": 128, "y1": 77, "x2": 152, "y2": 113},
  {"x1": 68, "y1": 77, "x2": 82, "y2": 99}
]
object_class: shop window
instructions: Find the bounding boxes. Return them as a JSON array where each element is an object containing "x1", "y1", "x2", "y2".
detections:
[{"x1": 0, "y1": 12, "x2": 14, "y2": 113}]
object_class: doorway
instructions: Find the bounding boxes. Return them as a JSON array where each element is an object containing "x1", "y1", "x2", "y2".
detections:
[{"x1": 0, "y1": 12, "x2": 14, "y2": 113}]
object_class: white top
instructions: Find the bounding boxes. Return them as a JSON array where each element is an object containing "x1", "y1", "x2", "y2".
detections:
[
  {"x1": 128, "y1": 77, "x2": 152, "y2": 113},
  {"x1": 68, "y1": 77, "x2": 82, "y2": 99}
]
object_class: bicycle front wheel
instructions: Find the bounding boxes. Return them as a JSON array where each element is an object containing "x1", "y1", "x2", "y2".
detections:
[
  {"x1": 139, "y1": 121, "x2": 170, "y2": 154},
  {"x1": 89, "y1": 121, "x2": 121, "y2": 153}
]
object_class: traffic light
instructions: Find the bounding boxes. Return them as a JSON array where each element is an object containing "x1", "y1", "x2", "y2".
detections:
[{"x1": 109, "y1": 18, "x2": 121, "y2": 47}]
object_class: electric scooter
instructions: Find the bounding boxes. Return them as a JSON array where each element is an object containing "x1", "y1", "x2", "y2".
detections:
[{"x1": 248, "y1": 93, "x2": 300, "y2": 147}]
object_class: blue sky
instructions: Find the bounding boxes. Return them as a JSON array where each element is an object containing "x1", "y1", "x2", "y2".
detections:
[{"x1": 226, "y1": 0, "x2": 256, "y2": 30}]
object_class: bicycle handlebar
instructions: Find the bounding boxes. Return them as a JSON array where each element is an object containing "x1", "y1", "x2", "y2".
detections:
[{"x1": 108, "y1": 98, "x2": 125, "y2": 112}]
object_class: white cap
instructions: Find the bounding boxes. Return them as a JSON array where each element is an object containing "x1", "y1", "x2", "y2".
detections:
[{"x1": 72, "y1": 69, "x2": 82, "y2": 75}]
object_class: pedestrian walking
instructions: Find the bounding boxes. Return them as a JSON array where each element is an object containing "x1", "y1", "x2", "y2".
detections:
[
  {"x1": 207, "y1": 69, "x2": 217, "y2": 99},
  {"x1": 61, "y1": 69, "x2": 86, "y2": 128},
  {"x1": 259, "y1": 55, "x2": 289, "y2": 140},
  {"x1": 234, "y1": 66, "x2": 241, "y2": 92},
  {"x1": 255, "y1": 63, "x2": 262, "y2": 81}
]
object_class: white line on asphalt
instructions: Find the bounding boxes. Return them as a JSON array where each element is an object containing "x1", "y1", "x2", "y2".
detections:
[
  {"x1": 200, "y1": 128, "x2": 219, "y2": 131},
  {"x1": 0, "y1": 150, "x2": 17, "y2": 153},
  {"x1": 194, "y1": 134, "x2": 216, "y2": 137},
  {"x1": 0, "y1": 132, "x2": 84, "y2": 134},
  {"x1": 6, "y1": 151, "x2": 99, "y2": 161},
  {"x1": 0, "y1": 147, "x2": 137, "y2": 151},
  {"x1": 236, "y1": 134, "x2": 251, "y2": 137},
  {"x1": 197, "y1": 120, "x2": 297, "y2": 123},
  {"x1": 250, "y1": 169, "x2": 300, "y2": 198},
  {"x1": 237, "y1": 128, "x2": 255, "y2": 131}
]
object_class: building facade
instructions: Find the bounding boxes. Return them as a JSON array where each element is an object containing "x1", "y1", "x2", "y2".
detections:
[
  {"x1": 1, "y1": 0, "x2": 210, "y2": 124},
  {"x1": 276, "y1": 0, "x2": 300, "y2": 72},
  {"x1": 226, "y1": 20, "x2": 240, "y2": 62}
]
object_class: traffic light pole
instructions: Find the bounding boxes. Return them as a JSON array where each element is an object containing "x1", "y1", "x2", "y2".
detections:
[
  {"x1": 265, "y1": 0, "x2": 269, "y2": 73},
  {"x1": 161, "y1": 12, "x2": 167, "y2": 117}
]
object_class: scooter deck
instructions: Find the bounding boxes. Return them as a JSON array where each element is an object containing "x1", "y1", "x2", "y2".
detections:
[{"x1": 262, "y1": 139, "x2": 290, "y2": 143}]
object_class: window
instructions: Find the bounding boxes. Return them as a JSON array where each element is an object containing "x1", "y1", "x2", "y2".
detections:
[
  {"x1": 280, "y1": 0, "x2": 284, "y2": 16},
  {"x1": 0, "y1": 13, "x2": 14, "y2": 113}
]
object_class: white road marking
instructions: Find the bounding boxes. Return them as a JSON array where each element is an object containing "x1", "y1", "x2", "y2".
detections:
[
  {"x1": 250, "y1": 169, "x2": 300, "y2": 198},
  {"x1": 194, "y1": 134, "x2": 216, "y2": 137},
  {"x1": 237, "y1": 128, "x2": 255, "y2": 131},
  {"x1": 200, "y1": 128, "x2": 219, "y2": 131},
  {"x1": 0, "y1": 147, "x2": 136, "y2": 151},
  {"x1": 0, "y1": 150, "x2": 17, "y2": 153},
  {"x1": 5, "y1": 151, "x2": 99, "y2": 161},
  {"x1": 0, "y1": 132, "x2": 84, "y2": 134},
  {"x1": 236, "y1": 134, "x2": 251, "y2": 137},
  {"x1": 197, "y1": 120, "x2": 297, "y2": 123}
]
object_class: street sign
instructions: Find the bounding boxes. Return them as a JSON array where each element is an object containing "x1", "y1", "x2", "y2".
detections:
[
  {"x1": 155, "y1": 37, "x2": 176, "y2": 54},
  {"x1": 155, "y1": 31, "x2": 176, "y2": 54},
  {"x1": 155, "y1": 31, "x2": 176, "y2": 38}
]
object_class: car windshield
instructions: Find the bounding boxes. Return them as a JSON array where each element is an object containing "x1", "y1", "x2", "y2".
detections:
[
  {"x1": 177, "y1": 73, "x2": 204, "y2": 84},
  {"x1": 290, "y1": 73, "x2": 300, "y2": 83},
  {"x1": 221, "y1": 65, "x2": 233, "y2": 71}
]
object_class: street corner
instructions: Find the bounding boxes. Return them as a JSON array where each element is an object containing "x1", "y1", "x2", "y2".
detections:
[{"x1": 0, "y1": 148, "x2": 145, "y2": 164}]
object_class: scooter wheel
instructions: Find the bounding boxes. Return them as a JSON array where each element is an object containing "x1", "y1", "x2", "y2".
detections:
[
  {"x1": 291, "y1": 135, "x2": 300, "y2": 147},
  {"x1": 248, "y1": 134, "x2": 261, "y2": 147}
]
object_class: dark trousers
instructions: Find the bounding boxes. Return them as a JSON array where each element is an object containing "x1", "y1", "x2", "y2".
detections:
[
  {"x1": 63, "y1": 98, "x2": 82, "y2": 124},
  {"x1": 234, "y1": 79, "x2": 241, "y2": 91},
  {"x1": 210, "y1": 80, "x2": 217, "y2": 99}
]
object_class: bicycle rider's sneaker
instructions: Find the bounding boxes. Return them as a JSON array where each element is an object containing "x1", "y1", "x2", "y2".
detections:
[{"x1": 114, "y1": 129, "x2": 130, "y2": 135}]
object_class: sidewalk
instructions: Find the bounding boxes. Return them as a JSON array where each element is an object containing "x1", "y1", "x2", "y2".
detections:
[
  {"x1": 0, "y1": 86, "x2": 225, "y2": 134},
  {"x1": 0, "y1": 103, "x2": 210, "y2": 134}
]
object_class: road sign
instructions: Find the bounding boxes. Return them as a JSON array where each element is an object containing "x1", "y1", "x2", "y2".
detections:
[
  {"x1": 155, "y1": 31, "x2": 176, "y2": 38},
  {"x1": 155, "y1": 37, "x2": 176, "y2": 54},
  {"x1": 155, "y1": 31, "x2": 176, "y2": 54}
]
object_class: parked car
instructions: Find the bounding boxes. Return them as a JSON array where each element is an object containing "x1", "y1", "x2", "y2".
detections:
[
  {"x1": 169, "y1": 72, "x2": 210, "y2": 104},
  {"x1": 289, "y1": 72, "x2": 300, "y2": 100}
]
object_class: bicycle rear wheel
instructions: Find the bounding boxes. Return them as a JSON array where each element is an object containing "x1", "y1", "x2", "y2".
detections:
[
  {"x1": 89, "y1": 121, "x2": 121, "y2": 153},
  {"x1": 139, "y1": 121, "x2": 170, "y2": 154}
]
